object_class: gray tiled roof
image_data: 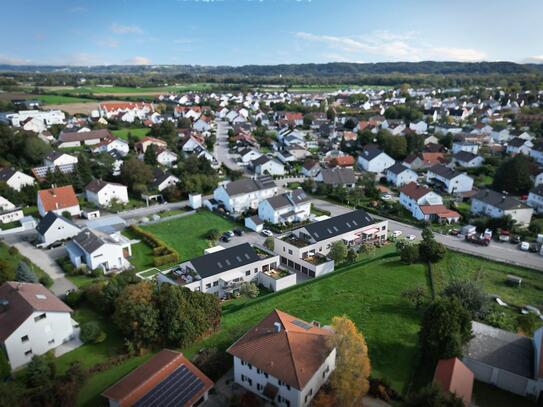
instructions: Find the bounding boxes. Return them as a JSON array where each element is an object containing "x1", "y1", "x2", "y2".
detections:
[
  {"x1": 189, "y1": 243, "x2": 261, "y2": 278},
  {"x1": 303, "y1": 209, "x2": 375, "y2": 242},
  {"x1": 224, "y1": 176, "x2": 276, "y2": 197},
  {"x1": 473, "y1": 189, "x2": 528, "y2": 211},
  {"x1": 320, "y1": 168, "x2": 356, "y2": 186}
]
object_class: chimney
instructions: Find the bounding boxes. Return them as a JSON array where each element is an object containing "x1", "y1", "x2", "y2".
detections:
[
  {"x1": 0, "y1": 299, "x2": 8, "y2": 312},
  {"x1": 312, "y1": 320, "x2": 321, "y2": 328},
  {"x1": 273, "y1": 322, "x2": 282, "y2": 333}
]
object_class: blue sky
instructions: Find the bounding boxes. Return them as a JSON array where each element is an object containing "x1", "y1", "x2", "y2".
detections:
[{"x1": 1, "y1": 0, "x2": 542, "y2": 66}]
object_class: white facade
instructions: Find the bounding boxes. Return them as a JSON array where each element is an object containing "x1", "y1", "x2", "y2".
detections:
[
  {"x1": 7, "y1": 110, "x2": 66, "y2": 128},
  {"x1": 233, "y1": 350, "x2": 336, "y2": 407},
  {"x1": 213, "y1": 183, "x2": 278, "y2": 215},
  {"x1": 38, "y1": 216, "x2": 81, "y2": 246},
  {"x1": 44, "y1": 153, "x2": 78, "y2": 167},
  {"x1": 527, "y1": 190, "x2": 543, "y2": 214},
  {"x1": 357, "y1": 152, "x2": 395, "y2": 173},
  {"x1": 67, "y1": 231, "x2": 131, "y2": 273},
  {"x1": 4, "y1": 310, "x2": 73, "y2": 370},
  {"x1": 399, "y1": 190, "x2": 443, "y2": 220},
  {"x1": 2, "y1": 171, "x2": 35, "y2": 192},
  {"x1": 426, "y1": 169, "x2": 473, "y2": 194},
  {"x1": 452, "y1": 142, "x2": 479, "y2": 154},
  {"x1": 86, "y1": 183, "x2": 129, "y2": 207},
  {"x1": 156, "y1": 150, "x2": 178, "y2": 167},
  {"x1": 471, "y1": 198, "x2": 534, "y2": 227},
  {"x1": 386, "y1": 167, "x2": 418, "y2": 187},
  {"x1": 258, "y1": 198, "x2": 311, "y2": 225},
  {"x1": 255, "y1": 159, "x2": 285, "y2": 176}
]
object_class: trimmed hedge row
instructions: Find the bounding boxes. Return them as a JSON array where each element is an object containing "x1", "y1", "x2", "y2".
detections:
[{"x1": 129, "y1": 225, "x2": 180, "y2": 267}]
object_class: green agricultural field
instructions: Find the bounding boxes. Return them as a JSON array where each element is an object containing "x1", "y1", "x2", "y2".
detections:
[
  {"x1": 111, "y1": 127, "x2": 149, "y2": 140},
  {"x1": 47, "y1": 83, "x2": 219, "y2": 95},
  {"x1": 37, "y1": 94, "x2": 98, "y2": 104},
  {"x1": 140, "y1": 211, "x2": 239, "y2": 262}
]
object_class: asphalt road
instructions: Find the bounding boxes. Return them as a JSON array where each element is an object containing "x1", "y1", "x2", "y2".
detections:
[{"x1": 214, "y1": 120, "x2": 246, "y2": 173}]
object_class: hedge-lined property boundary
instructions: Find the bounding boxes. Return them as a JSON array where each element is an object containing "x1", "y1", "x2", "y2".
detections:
[{"x1": 129, "y1": 225, "x2": 180, "y2": 266}]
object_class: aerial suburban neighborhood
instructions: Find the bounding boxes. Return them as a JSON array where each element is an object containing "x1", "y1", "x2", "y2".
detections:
[{"x1": 0, "y1": 1, "x2": 543, "y2": 407}]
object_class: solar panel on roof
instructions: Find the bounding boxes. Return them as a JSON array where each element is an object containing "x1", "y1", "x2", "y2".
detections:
[
  {"x1": 327, "y1": 228, "x2": 332, "y2": 234},
  {"x1": 244, "y1": 253, "x2": 250, "y2": 259},
  {"x1": 217, "y1": 262, "x2": 223, "y2": 268},
  {"x1": 236, "y1": 256, "x2": 242, "y2": 262},
  {"x1": 134, "y1": 365, "x2": 204, "y2": 407},
  {"x1": 292, "y1": 319, "x2": 313, "y2": 330},
  {"x1": 225, "y1": 259, "x2": 231, "y2": 266},
  {"x1": 333, "y1": 226, "x2": 339, "y2": 232}
]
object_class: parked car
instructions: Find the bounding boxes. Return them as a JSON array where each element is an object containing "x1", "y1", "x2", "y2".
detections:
[
  {"x1": 511, "y1": 235, "x2": 521, "y2": 244},
  {"x1": 220, "y1": 235, "x2": 232, "y2": 243},
  {"x1": 449, "y1": 228, "x2": 460, "y2": 236},
  {"x1": 519, "y1": 241, "x2": 530, "y2": 251},
  {"x1": 407, "y1": 234, "x2": 416, "y2": 241},
  {"x1": 233, "y1": 228, "x2": 244, "y2": 236},
  {"x1": 381, "y1": 194, "x2": 392, "y2": 201},
  {"x1": 529, "y1": 243, "x2": 539, "y2": 253},
  {"x1": 261, "y1": 229, "x2": 273, "y2": 237},
  {"x1": 224, "y1": 230, "x2": 235, "y2": 238},
  {"x1": 391, "y1": 230, "x2": 403, "y2": 238}
]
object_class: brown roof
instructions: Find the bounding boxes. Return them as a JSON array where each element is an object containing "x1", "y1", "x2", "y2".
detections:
[
  {"x1": 0, "y1": 282, "x2": 72, "y2": 342},
  {"x1": 100, "y1": 102, "x2": 153, "y2": 113},
  {"x1": 331, "y1": 155, "x2": 356, "y2": 167},
  {"x1": 419, "y1": 205, "x2": 460, "y2": 219},
  {"x1": 399, "y1": 182, "x2": 433, "y2": 200},
  {"x1": 58, "y1": 129, "x2": 112, "y2": 143},
  {"x1": 227, "y1": 309, "x2": 334, "y2": 390},
  {"x1": 433, "y1": 358, "x2": 474, "y2": 406},
  {"x1": 102, "y1": 349, "x2": 213, "y2": 407},
  {"x1": 38, "y1": 185, "x2": 79, "y2": 212}
]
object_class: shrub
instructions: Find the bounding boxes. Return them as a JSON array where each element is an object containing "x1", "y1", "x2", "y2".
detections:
[
  {"x1": 58, "y1": 257, "x2": 76, "y2": 275},
  {"x1": 79, "y1": 321, "x2": 107, "y2": 344},
  {"x1": 90, "y1": 268, "x2": 104, "y2": 278},
  {"x1": 129, "y1": 225, "x2": 179, "y2": 266},
  {"x1": 205, "y1": 229, "x2": 220, "y2": 241},
  {"x1": 239, "y1": 282, "x2": 259, "y2": 298},
  {"x1": 39, "y1": 274, "x2": 54, "y2": 288},
  {"x1": 8, "y1": 246, "x2": 18, "y2": 256},
  {"x1": 15, "y1": 261, "x2": 39, "y2": 283},
  {"x1": 65, "y1": 290, "x2": 83, "y2": 308}
]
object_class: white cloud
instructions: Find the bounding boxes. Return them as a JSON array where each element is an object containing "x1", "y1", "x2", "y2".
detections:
[
  {"x1": 524, "y1": 55, "x2": 543, "y2": 63},
  {"x1": 0, "y1": 54, "x2": 32, "y2": 65},
  {"x1": 110, "y1": 23, "x2": 143, "y2": 34},
  {"x1": 294, "y1": 31, "x2": 486, "y2": 62},
  {"x1": 124, "y1": 56, "x2": 151, "y2": 65},
  {"x1": 96, "y1": 38, "x2": 119, "y2": 48}
]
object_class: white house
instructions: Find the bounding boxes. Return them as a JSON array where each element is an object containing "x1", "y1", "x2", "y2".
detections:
[
  {"x1": 66, "y1": 228, "x2": 132, "y2": 273},
  {"x1": 357, "y1": 146, "x2": 395, "y2": 173},
  {"x1": 37, "y1": 185, "x2": 80, "y2": 217},
  {"x1": 91, "y1": 136, "x2": 129, "y2": 157},
  {"x1": 527, "y1": 185, "x2": 543, "y2": 214},
  {"x1": 156, "y1": 149, "x2": 178, "y2": 167},
  {"x1": 453, "y1": 151, "x2": 485, "y2": 168},
  {"x1": 529, "y1": 143, "x2": 543, "y2": 165},
  {"x1": 43, "y1": 151, "x2": 78, "y2": 167},
  {"x1": 213, "y1": 176, "x2": 278, "y2": 215},
  {"x1": 6, "y1": 110, "x2": 65, "y2": 129},
  {"x1": 386, "y1": 162, "x2": 418, "y2": 187},
  {"x1": 239, "y1": 148, "x2": 263, "y2": 164},
  {"x1": 258, "y1": 190, "x2": 311, "y2": 225},
  {"x1": 98, "y1": 102, "x2": 154, "y2": 122},
  {"x1": 452, "y1": 142, "x2": 479, "y2": 155},
  {"x1": 0, "y1": 196, "x2": 23, "y2": 225},
  {"x1": 315, "y1": 168, "x2": 357, "y2": 188},
  {"x1": 157, "y1": 243, "x2": 295, "y2": 298},
  {"x1": 471, "y1": 189, "x2": 533, "y2": 227},
  {"x1": 251, "y1": 156, "x2": 285, "y2": 176},
  {"x1": 409, "y1": 121, "x2": 428, "y2": 134},
  {"x1": 85, "y1": 180, "x2": 129, "y2": 207},
  {"x1": 36, "y1": 212, "x2": 81, "y2": 247},
  {"x1": 506, "y1": 138, "x2": 533, "y2": 156},
  {"x1": 399, "y1": 182, "x2": 444, "y2": 220},
  {"x1": 227, "y1": 309, "x2": 336, "y2": 407},
  {"x1": 150, "y1": 170, "x2": 180, "y2": 192},
  {"x1": 0, "y1": 282, "x2": 74, "y2": 370},
  {"x1": 302, "y1": 160, "x2": 321, "y2": 178},
  {"x1": 426, "y1": 164, "x2": 474, "y2": 194},
  {"x1": 0, "y1": 168, "x2": 35, "y2": 192},
  {"x1": 193, "y1": 117, "x2": 211, "y2": 133}
]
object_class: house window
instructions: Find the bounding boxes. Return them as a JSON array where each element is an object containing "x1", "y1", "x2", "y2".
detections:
[
  {"x1": 48, "y1": 339, "x2": 55, "y2": 345},
  {"x1": 241, "y1": 360, "x2": 247, "y2": 366},
  {"x1": 241, "y1": 374, "x2": 246, "y2": 382},
  {"x1": 286, "y1": 384, "x2": 291, "y2": 391},
  {"x1": 288, "y1": 249, "x2": 292, "y2": 255},
  {"x1": 283, "y1": 247, "x2": 285, "y2": 252},
  {"x1": 21, "y1": 335, "x2": 29, "y2": 343},
  {"x1": 34, "y1": 313, "x2": 46, "y2": 322},
  {"x1": 264, "y1": 372, "x2": 269, "y2": 378},
  {"x1": 213, "y1": 281, "x2": 218, "y2": 287},
  {"x1": 281, "y1": 257, "x2": 287, "y2": 265},
  {"x1": 257, "y1": 368, "x2": 262, "y2": 374},
  {"x1": 245, "y1": 270, "x2": 250, "y2": 276},
  {"x1": 257, "y1": 383, "x2": 263, "y2": 392},
  {"x1": 254, "y1": 268, "x2": 257, "y2": 274},
  {"x1": 205, "y1": 283, "x2": 211, "y2": 289},
  {"x1": 24, "y1": 349, "x2": 32, "y2": 357},
  {"x1": 248, "y1": 363, "x2": 253, "y2": 370}
]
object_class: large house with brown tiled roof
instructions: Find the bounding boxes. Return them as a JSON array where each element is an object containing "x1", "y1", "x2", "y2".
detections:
[
  {"x1": 227, "y1": 309, "x2": 336, "y2": 407},
  {"x1": 0, "y1": 282, "x2": 74, "y2": 370},
  {"x1": 102, "y1": 349, "x2": 213, "y2": 407},
  {"x1": 37, "y1": 185, "x2": 80, "y2": 217}
]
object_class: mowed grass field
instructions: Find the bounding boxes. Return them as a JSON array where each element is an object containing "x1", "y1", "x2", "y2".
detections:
[
  {"x1": 36, "y1": 94, "x2": 98, "y2": 104},
  {"x1": 111, "y1": 127, "x2": 149, "y2": 140},
  {"x1": 38, "y1": 83, "x2": 218, "y2": 96}
]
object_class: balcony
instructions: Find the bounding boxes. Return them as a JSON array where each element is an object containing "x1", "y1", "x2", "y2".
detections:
[
  {"x1": 263, "y1": 268, "x2": 290, "y2": 280},
  {"x1": 302, "y1": 253, "x2": 330, "y2": 265},
  {"x1": 281, "y1": 233, "x2": 310, "y2": 248}
]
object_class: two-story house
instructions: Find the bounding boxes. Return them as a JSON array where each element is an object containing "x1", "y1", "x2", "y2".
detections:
[
  {"x1": 399, "y1": 182, "x2": 444, "y2": 220},
  {"x1": 453, "y1": 151, "x2": 484, "y2": 168},
  {"x1": 426, "y1": 164, "x2": 474, "y2": 194},
  {"x1": 37, "y1": 185, "x2": 81, "y2": 217},
  {"x1": 527, "y1": 185, "x2": 543, "y2": 214},
  {"x1": 213, "y1": 176, "x2": 278, "y2": 215},
  {"x1": 0, "y1": 168, "x2": 35, "y2": 192},
  {"x1": 386, "y1": 162, "x2": 418, "y2": 187},
  {"x1": 471, "y1": 189, "x2": 533, "y2": 227},
  {"x1": 258, "y1": 190, "x2": 311, "y2": 225},
  {"x1": 357, "y1": 146, "x2": 395, "y2": 173},
  {"x1": 85, "y1": 180, "x2": 129, "y2": 207},
  {"x1": 36, "y1": 212, "x2": 81, "y2": 247}
]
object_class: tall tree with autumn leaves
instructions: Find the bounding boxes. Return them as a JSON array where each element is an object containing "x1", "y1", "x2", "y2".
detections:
[{"x1": 320, "y1": 316, "x2": 372, "y2": 407}]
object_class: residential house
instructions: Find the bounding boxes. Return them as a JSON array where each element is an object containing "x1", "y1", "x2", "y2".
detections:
[
  {"x1": 435, "y1": 124, "x2": 463, "y2": 135},
  {"x1": 386, "y1": 162, "x2": 418, "y2": 187},
  {"x1": 157, "y1": 243, "x2": 294, "y2": 298},
  {"x1": 99, "y1": 102, "x2": 154, "y2": 122},
  {"x1": 134, "y1": 136, "x2": 168, "y2": 154},
  {"x1": 57, "y1": 128, "x2": 112, "y2": 148},
  {"x1": 403, "y1": 151, "x2": 445, "y2": 170},
  {"x1": 258, "y1": 190, "x2": 311, "y2": 225},
  {"x1": 426, "y1": 164, "x2": 474, "y2": 194},
  {"x1": 0, "y1": 168, "x2": 35, "y2": 191},
  {"x1": 213, "y1": 176, "x2": 277, "y2": 215},
  {"x1": 251, "y1": 156, "x2": 285, "y2": 176},
  {"x1": 5, "y1": 110, "x2": 65, "y2": 129},
  {"x1": 37, "y1": 185, "x2": 80, "y2": 217},
  {"x1": 527, "y1": 185, "x2": 543, "y2": 214},
  {"x1": 399, "y1": 182, "x2": 444, "y2": 220},
  {"x1": 227, "y1": 309, "x2": 336, "y2": 407},
  {"x1": 244, "y1": 215, "x2": 264, "y2": 233},
  {"x1": 357, "y1": 146, "x2": 395, "y2": 173},
  {"x1": 66, "y1": 228, "x2": 132, "y2": 273},
  {"x1": 409, "y1": 121, "x2": 428, "y2": 134},
  {"x1": 302, "y1": 160, "x2": 321, "y2": 178},
  {"x1": 0, "y1": 196, "x2": 23, "y2": 225},
  {"x1": 328, "y1": 155, "x2": 356, "y2": 168},
  {"x1": 471, "y1": 189, "x2": 533, "y2": 227},
  {"x1": 149, "y1": 169, "x2": 180, "y2": 192},
  {"x1": 453, "y1": 151, "x2": 484, "y2": 168},
  {"x1": 193, "y1": 117, "x2": 211, "y2": 133},
  {"x1": 0, "y1": 282, "x2": 74, "y2": 370},
  {"x1": 91, "y1": 136, "x2": 129, "y2": 157},
  {"x1": 452, "y1": 141, "x2": 479, "y2": 155},
  {"x1": 315, "y1": 167, "x2": 356, "y2": 188},
  {"x1": 506, "y1": 137, "x2": 533, "y2": 156},
  {"x1": 239, "y1": 148, "x2": 263, "y2": 164},
  {"x1": 433, "y1": 358, "x2": 474, "y2": 407},
  {"x1": 102, "y1": 349, "x2": 213, "y2": 407},
  {"x1": 44, "y1": 151, "x2": 78, "y2": 167},
  {"x1": 529, "y1": 143, "x2": 543, "y2": 165},
  {"x1": 36, "y1": 212, "x2": 81, "y2": 247},
  {"x1": 274, "y1": 209, "x2": 388, "y2": 278},
  {"x1": 85, "y1": 180, "x2": 129, "y2": 207},
  {"x1": 156, "y1": 148, "x2": 178, "y2": 167}
]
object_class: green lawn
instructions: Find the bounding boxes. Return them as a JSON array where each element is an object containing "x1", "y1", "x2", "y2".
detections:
[
  {"x1": 111, "y1": 128, "x2": 149, "y2": 140},
  {"x1": 0, "y1": 242, "x2": 51, "y2": 287},
  {"x1": 141, "y1": 211, "x2": 238, "y2": 262},
  {"x1": 37, "y1": 94, "x2": 98, "y2": 104}
]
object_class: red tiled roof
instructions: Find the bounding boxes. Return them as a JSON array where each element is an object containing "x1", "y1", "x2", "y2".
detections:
[
  {"x1": 102, "y1": 349, "x2": 213, "y2": 407},
  {"x1": 331, "y1": 155, "x2": 356, "y2": 167},
  {"x1": 419, "y1": 205, "x2": 460, "y2": 219},
  {"x1": 38, "y1": 185, "x2": 79, "y2": 212},
  {"x1": 100, "y1": 102, "x2": 153, "y2": 113},
  {"x1": 434, "y1": 358, "x2": 474, "y2": 406},
  {"x1": 399, "y1": 182, "x2": 433, "y2": 200}
]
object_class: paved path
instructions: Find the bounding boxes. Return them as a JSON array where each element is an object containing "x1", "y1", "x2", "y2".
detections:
[
  {"x1": 13, "y1": 241, "x2": 76, "y2": 296},
  {"x1": 311, "y1": 198, "x2": 543, "y2": 271},
  {"x1": 214, "y1": 120, "x2": 247, "y2": 173}
]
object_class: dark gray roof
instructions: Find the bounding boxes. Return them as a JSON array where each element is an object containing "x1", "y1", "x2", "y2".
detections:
[
  {"x1": 224, "y1": 176, "x2": 276, "y2": 196},
  {"x1": 303, "y1": 209, "x2": 375, "y2": 242},
  {"x1": 251, "y1": 155, "x2": 270, "y2": 166},
  {"x1": 465, "y1": 321, "x2": 533, "y2": 378},
  {"x1": 508, "y1": 137, "x2": 528, "y2": 148},
  {"x1": 359, "y1": 145, "x2": 384, "y2": 161},
  {"x1": 453, "y1": 151, "x2": 479, "y2": 163},
  {"x1": 0, "y1": 167, "x2": 18, "y2": 182},
  {"x1": 45, "y1": 151, "x2": 68, "y2": 162},
  {"x1": 386, "y1": 162, "x2": 410, "y2": 175},
  {"x1": 429, "y1": 164, "x2": 461, "y2": 180},
  {"x1": 265, "y1": 190, "x2": 310, "y2": 210},
  {"x1": 36, "y1": 211, "x2": 79, "y2": 235},
  {"x1": 473, "y1": 189, "x2": 528, "y2": 211},
  {"x1": 73, "y1": 229, "x2": 106, "y2": 253},
  {"x1": 85, "y1": 179, "x2": 126, "y2": 193},
  {"x1": 320, "y1": 168, "x2": 356, "y2": 186},
  {"x1": 150, "y1": 169, "x2": 178, "y2": 189},
  {"x1": 189, "y1": 243, "x2": 261, "y2": 278},
  {"x1": 530, "y1": 184, "x2": 543, "y2": 196}
]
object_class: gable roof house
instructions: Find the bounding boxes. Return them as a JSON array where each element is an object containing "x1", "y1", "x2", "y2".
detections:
[
  {"x1": 44, "y1": 151, "x2": 78, "y2": 167},
  {"x1": 471, "y1": 189, "x2": 533, "y2": 227},
  {"x1": 527, "y1": 185, "x2": 543, "y2": 214},
  {"x1": 386, "y1": 162, "x2": 418, "y2": 187},
  {"x1": 251, "y1": 155, "x2": 286, "y2": 176},
  {"x1": 102, "y1": 349, "x2": 213, "y2": 407},
  {"x1": 156, "y1": 148, "x2": 178, "y2": 167},
  {"x1": 134, "y1": 136, "x2": 168, "y2": 154},
  {"x1": 66, "y1": 228, "x2": 132, "y2": 273},
  {"x1": 529, "y1": 143, "x2": 543, "y2": 166},
  {"x1": 433, "y1": 358, "x2": 474, "y2": 407},
  {"x1": 37, "y1": 185, "x2": 80, "y2": 217},
  {"x1": 91, "y1": 135, "x2": 129, "y2": 157},
  {"x1": 213, "y1": 176, "x2": 278, "y2": 215},
  {"x1": 357, "y1": 146, "x2": 395, "y2": 173},
  {"x1": 453, "y1": 151, "x2": 485, "y2": 168},
  {"x1": 258, "y1": 190, "x2": 311, "y2": 225},
  {"x1": 149, "y1": 169, "x2": 180, "y2": 192},
  {"x1": 57, "y1": 128, "x2": 112, "y2": 148},
  {"x1": 426, "y1": 164, "x2": 474, "y2": 194},
  {"x1": 0, "y1": 196, "x2": 23, "y2": 225},
  {"x1": 399, "y1": 182, "x2": 452, "y2": 221},
  {"x1": 227, "y1": 309, "x2": 336, "y2": 407},
  {"x1": 506, "y1": 137, "x2": 534, "y2": 156},
  {"x1": 302, "y1": 160, "x2": 321, "y2": 178},
  {"x1": 0, "y1": 282, "x2": 74, "y2": 370},
  {"x1": 85, "y1": 180, "x2": 129, "y2": 207},
  {"x1": 315, "y1": 167, "x2": 356, "y2": 188},
  {"x1": 99, "y1": 102, "x2": 154, "y2": 122},
  {"x1": 0, "y1": 167, "x2": 35, "y2": 191},
  {"x1": 36, "y1": 212, "x2": 81, "y2": 247},
  {"x1": 239, "y1": 148, "x2": 263, "y2": 164}
]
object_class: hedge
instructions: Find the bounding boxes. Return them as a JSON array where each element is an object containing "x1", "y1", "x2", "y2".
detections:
[{"x1": 128, "y1": 225, "x2": 180, "y2": 267}]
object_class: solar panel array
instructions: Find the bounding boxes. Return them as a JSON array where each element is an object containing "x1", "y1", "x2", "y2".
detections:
[
  {"x1": 134, "y1": 365, "x2": 204, "y2": 407},
  {"x1": 292, "y1": 319, "x2": 313, "y2": 330},
  {"x1": 32, "y1": 163, "x2": 75, "y2": 179}
]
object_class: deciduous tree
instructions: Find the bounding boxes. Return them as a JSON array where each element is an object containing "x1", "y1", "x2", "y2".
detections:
[{"x1": 329, "y1": 241, "x2": 348, "y2": 264}]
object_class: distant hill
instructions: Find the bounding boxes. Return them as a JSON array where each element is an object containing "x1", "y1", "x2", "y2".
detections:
[{"x1": 1, "y1": 61, "x2": 543, "y2": 76}]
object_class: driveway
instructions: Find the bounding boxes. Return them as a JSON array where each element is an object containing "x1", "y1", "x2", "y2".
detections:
[
  {"x1": 214, "y1": 120, "x2": 247, "y2": 173},
  {"x1": 12, "y1": 240, "x2": 76, "y2": 296}
]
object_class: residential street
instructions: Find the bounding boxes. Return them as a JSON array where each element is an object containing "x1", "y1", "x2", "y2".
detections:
[{"x1": 213, "y1": 120, "x2": 247, "y2": 173}]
